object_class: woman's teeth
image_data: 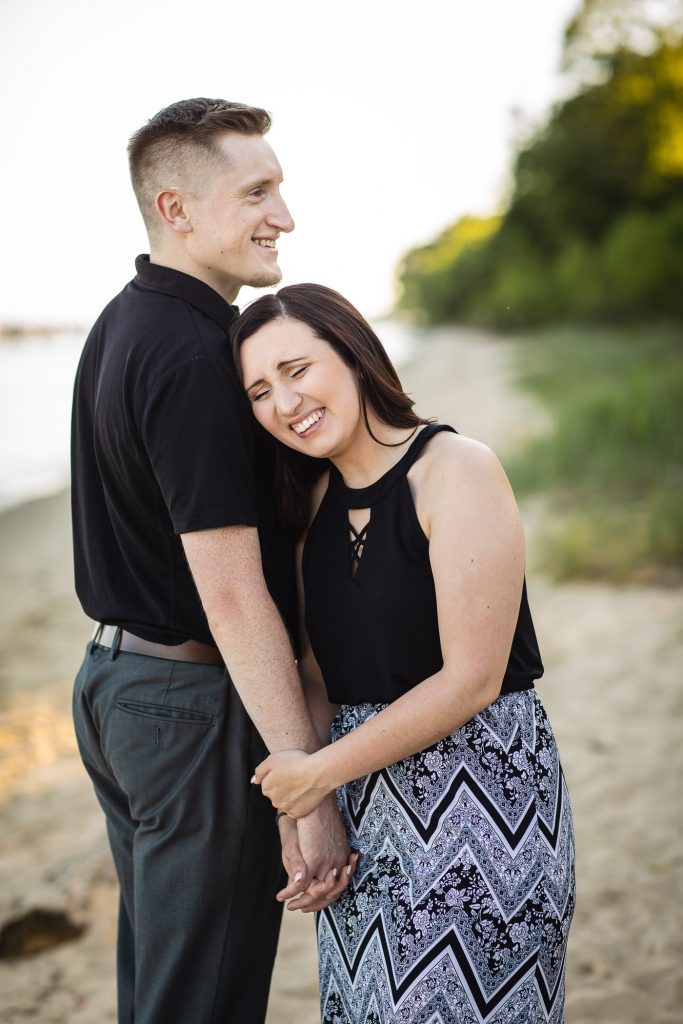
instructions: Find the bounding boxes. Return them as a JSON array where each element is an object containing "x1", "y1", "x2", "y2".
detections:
[{"x1": 291, "y1": 409, "x2": 324, "y2": 434}]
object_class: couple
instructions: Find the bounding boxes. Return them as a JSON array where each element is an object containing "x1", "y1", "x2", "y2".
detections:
[{"x1": 71, "y1": 98, "x2": 575, "y2": 1024}]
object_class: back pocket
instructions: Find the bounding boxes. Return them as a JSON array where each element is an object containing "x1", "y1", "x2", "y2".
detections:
[{"x1": 117, "y1": 700, "x2": 214, "y2": 725}]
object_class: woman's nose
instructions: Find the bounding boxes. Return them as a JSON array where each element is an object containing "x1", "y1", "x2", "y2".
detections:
[{"x1": 275, "y1": 386, "x2": 303, "y2": 417}]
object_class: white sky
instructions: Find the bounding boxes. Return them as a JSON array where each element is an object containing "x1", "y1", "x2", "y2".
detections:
[{"x1": 0, "y1": 0, "x2": 579, "y2": 324}]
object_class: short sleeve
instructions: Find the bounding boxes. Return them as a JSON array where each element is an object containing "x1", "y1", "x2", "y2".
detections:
[{"x1": 141, "y1": 354, "x2": 258, "y2": 534}]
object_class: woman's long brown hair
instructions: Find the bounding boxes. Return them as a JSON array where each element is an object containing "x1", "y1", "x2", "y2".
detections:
[{"x1": 231, "y1": 283, "x2": 429, "y2": 537}]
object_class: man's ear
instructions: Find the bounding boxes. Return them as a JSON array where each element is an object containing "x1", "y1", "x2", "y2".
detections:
[{"x1": 154, "y1": 189, "x2": 193, "y2": 234}]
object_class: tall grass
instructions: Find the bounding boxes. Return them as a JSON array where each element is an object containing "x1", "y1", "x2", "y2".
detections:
[{"x1": 508, "y1": 325, "x2": 683, "y2": 582}]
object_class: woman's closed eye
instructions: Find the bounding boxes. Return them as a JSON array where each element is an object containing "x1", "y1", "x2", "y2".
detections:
[
  {"x1": 251, "y1": 385, "x2": 271, "y2": 402},
  {"x1": 249, "y1": 364, "x2": 309, "y2": 401}
]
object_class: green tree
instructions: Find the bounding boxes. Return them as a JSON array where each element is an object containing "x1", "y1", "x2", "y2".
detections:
[{"x1": 397, "y1": 15, "x2": 683, "y2": 327}]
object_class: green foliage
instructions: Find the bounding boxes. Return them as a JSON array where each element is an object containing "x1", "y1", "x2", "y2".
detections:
[
  {"x1": 508, "y1": 325, "x2": 683, "y2": 581},
  {"x1": 396, "y1": 2, "x2": 683, "y2": 581},
  {"x1": 396, "y1": 34, "x2": 683, "y2": 328},
  {"x1": 396, "y1": 216, "x2": 499, "y2": 323},
  {"x1": 601, "y1": 201, "x2": 683, "y2": 316}
]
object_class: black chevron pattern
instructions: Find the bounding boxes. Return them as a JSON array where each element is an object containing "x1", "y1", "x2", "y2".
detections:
[{"x1": 317, "y1": 691, "x2": 575, "y2": 1023}]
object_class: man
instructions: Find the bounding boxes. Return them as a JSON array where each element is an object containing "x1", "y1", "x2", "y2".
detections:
[{"x1": 71, "y1": 98, "x2": 351, "y2": 1024}]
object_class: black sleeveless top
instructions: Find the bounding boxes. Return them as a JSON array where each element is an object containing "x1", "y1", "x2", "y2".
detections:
[{"x1": 302, "y1": 423, "x2": 544, "y2": 706}]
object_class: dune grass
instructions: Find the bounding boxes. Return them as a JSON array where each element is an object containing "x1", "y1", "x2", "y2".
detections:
[{"x1": 508, "y1": 324, "x2": 683, "y2": 582}]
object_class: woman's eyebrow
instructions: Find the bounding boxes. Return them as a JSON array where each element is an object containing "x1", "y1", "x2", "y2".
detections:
[
  {"x1": 276, "y1": 355, "x2": 309, "y2": 369},
  {"x1": 244, "y1": 356, "x2": 309, "y2": 393}
]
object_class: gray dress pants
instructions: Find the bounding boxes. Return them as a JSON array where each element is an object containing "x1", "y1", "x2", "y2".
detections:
[{"x1": 73, "y1": 640, "x2": 285, "y2": 1024}]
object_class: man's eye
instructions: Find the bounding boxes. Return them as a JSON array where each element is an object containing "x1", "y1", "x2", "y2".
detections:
[{"x1": 249, "y1": 188, "x2": 265, "y2": 200}]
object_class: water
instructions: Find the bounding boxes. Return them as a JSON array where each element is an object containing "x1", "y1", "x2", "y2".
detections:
[
  {"x1": 373, "y1": 318, "x2": 421, "y2": 367},
  {"x1": 0, "y1": 331, "x2": 85, "y2": 513},
  {"x1": 0, "y1": 319, "x2": 420, "y2": 513}
]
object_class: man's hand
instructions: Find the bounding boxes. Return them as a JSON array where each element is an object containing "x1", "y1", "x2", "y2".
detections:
[{"x1": 276, "y1": 796, "x2": 358, "y2": 913}]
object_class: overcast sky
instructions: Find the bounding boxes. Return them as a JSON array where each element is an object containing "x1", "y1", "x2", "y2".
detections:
[{"x1": 1, "y1": 0, "x2": 579, "y2": 325}]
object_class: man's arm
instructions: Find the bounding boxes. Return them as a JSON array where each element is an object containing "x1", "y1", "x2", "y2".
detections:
[
  {"x1": 182, "y1": 523, "x2": 353, "y2": 897},
  {"x1": 181, "y1": 524, "x2": 319, "y2": 753}
]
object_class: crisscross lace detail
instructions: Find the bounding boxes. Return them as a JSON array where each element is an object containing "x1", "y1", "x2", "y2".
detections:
[{"x1": 349, "y1": 521, "x2": 369, "y2": 578}]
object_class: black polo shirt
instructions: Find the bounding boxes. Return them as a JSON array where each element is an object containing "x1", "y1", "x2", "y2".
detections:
[{"x1": 71, "y1": 255, "x2": 297, "y2": 646}]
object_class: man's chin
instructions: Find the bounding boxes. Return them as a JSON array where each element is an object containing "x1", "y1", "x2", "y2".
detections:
[{"x1": 246, "y1": 266, "x2": 283, "y2": 290}]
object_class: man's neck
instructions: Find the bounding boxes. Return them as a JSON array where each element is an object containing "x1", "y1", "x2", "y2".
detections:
[{"x1": 148, "y1": 249, "x2": 239, "y2": 305}]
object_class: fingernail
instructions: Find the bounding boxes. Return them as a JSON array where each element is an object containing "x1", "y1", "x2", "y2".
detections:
[
  {"x1": 250, "y1": 775, "x2": 256, "y2": 783},
  {"x1": 295, "y1": 871, "x2": 303, "y2": 882},
  {"x1": 346, "y1": 865, "x2": 352, "y2": 875},
  {"x1": 332, "y1": 868, "x2": 338, "y2": 878}
]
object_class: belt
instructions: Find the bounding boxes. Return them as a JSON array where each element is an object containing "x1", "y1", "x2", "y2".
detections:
[{"x1": 93, "y1": 624, "x2": 224, "y2": 666}]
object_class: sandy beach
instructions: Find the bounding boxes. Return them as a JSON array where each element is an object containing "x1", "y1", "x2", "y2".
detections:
[{"x1": 1, "y1": 327, "x2": 681, "y2": 1023}]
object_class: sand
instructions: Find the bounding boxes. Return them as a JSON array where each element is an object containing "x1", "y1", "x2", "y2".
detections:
[{"x1": 1, "y1": 327, "x2": 681, "y2": 1023}]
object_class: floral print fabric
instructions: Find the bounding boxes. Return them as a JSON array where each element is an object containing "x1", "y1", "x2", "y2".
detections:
[{"x1": 317, "y1": 690, "x2": 575, "y2": 1023}]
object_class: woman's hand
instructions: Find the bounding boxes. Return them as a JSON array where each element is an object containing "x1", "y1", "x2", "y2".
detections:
[
  {"x1": 276, "y1": 811, "x2": 359, "y2": 913},
  {"x1": 252, "y1": 749, "x2": 329, "y2": 818}
]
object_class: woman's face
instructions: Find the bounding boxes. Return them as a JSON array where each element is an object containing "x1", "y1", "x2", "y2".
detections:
[{"x1": 239, "y1": 318, "x2": 364, "y2": 459}]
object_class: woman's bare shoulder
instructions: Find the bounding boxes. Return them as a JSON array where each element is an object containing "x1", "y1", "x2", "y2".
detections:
[
  {"x1": 410, "y1": 428, "x2": 517, "y2": 537},
  {"x1": 413, "y1": 428, "x2": 506, "y2": 487}
]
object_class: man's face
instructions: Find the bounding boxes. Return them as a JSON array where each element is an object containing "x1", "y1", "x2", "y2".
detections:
[{"x1": 183, "y1": 133, "x2": 294, "y2": 301}]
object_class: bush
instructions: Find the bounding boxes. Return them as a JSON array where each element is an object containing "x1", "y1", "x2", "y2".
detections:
[
  {"x1": 602, "y1": 202, "x2": 683, "y2": 317},
  {"x1": 509, "y1": 325, "x2": 683, "y2": 581}
]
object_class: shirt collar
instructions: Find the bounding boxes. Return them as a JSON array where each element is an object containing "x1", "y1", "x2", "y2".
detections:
[{"x1": 133, "y1": 254, "x2": 239, "y2": 333}]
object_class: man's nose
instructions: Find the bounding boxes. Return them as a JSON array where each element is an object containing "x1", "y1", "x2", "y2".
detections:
[{"x1": 268, "y1": 193, "x2": 295, "y2": 234}]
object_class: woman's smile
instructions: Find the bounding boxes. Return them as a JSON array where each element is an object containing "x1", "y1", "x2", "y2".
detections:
[{"x1": 289, "y1": 407, "x2": 326, "y2": 437}]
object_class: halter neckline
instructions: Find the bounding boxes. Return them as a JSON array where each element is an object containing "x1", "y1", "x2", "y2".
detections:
[{"x1": 328, "y1": 423, "x2": 454, "y2": 510}]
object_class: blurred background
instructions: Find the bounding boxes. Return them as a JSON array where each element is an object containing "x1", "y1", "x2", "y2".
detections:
[{"x1": 0, "y1": 1, "x2": 681, "y2": 1021}]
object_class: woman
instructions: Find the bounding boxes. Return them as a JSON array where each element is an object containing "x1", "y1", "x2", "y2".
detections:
[{"x1": 232, "y1": 284, "x2": 575, "y2": 1024}]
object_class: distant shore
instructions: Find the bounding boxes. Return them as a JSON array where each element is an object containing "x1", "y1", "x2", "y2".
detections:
[{"x1": 0, "y1": 324, "x2": 87, "y2": 341}]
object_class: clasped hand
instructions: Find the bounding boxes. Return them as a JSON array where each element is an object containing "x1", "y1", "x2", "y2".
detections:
[
  {"x1": 252, "y1": 748, "x2": 327, "y2": 818},
  {"x1": 276, "y1": 808, "x2": 359, "y2": 913},
  {"x1": 253, "y1": 750, "x2": 358, "y2": 912}
]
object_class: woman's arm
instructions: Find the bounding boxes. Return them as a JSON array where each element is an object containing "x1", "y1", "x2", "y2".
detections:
[{"x1": 253, "y1": 434, "x2": 526, "y2": 817}]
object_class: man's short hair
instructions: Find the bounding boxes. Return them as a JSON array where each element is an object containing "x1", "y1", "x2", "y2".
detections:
[{"x1": 128, "y1": 97, "x2": 272, "y2": 238}]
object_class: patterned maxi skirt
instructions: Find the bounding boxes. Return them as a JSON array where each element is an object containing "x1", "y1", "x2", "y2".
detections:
[{"x1": 317, "y1": 690, "x2": 575, "y2": 1024}]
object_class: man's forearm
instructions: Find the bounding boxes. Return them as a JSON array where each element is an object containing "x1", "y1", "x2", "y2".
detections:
[
  {"x1": 208, "y1": 592, "x2": 320, "y2": 754},
  {"x1": 181, "y1": 525, "x2": 320, "y2": 754}
]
